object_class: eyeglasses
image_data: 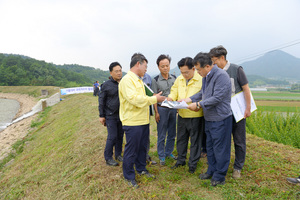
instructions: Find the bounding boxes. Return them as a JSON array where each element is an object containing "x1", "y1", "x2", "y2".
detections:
[
  {"x1": 181, "y1": 70, "x2": 193, "y2": 75},
  {"x1": 211, "y1": 58, "x2": 219, "y2": 63}
]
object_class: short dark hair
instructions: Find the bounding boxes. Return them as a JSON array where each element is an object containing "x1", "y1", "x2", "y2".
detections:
[
  {"x1": 109, "y1": 62, "x2": 122, "y2": 72},
  {"x1": 209, "y1": 45, "x2": 227, "y2": 59},
  {"x1": 156, "y1": 54, "x2": 171, "y2": 66},
  {"x1": 193, "y1": 52, "x2": 212, "y2": 68},
  {"x1": 130, "y1": 53, "x2": 148, "y2": 68},
  {"x1": 177, "y1": 57, "x2": 194, "y2": 69}
]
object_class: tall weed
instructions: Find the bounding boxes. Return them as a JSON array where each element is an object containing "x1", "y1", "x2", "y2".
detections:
[{"x1": 246, "y1": 109, "x2": 300, "y2": 149}]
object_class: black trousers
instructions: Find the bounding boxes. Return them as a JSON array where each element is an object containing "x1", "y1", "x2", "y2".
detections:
[
  {"x1": 232, "y1": 116, "x2": 246, "y2": 170},
  {"x1": 176, "y1": 116, "x2": 204, "y2": 169},
  {"x1": 104, "y1": 119, "x2": 124, "y2": 161}
]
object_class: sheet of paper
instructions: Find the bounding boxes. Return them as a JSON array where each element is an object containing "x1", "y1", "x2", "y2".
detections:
[
  {"x1": 230, "y1": 91, "x2": 257, "y2": 122},
  {"x1": 161, "y1": 100, "x2": 188, "y2": 109}
]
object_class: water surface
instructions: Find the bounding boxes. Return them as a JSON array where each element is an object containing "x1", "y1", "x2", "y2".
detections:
[{"x1": 0, "y1": 99, "x2": 20, "y2": 132}]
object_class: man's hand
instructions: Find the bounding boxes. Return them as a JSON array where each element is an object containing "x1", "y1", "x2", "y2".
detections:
[
  {"x1": 244, "y1": 108, "x2": 251, "y2": 118},
  {"x1": 242, "y1": 84, "x2": 251, "y2": 119},
  {"x1": 188, "y1": 102, "x2": 201, "y2": 112},
  {"x1": 166, "y1": 97, "x2": 173, "y2": 101},
  {"x1": 178, "y1": 97, "x2": 192, "y2": 103},
  {"x1": 155, "y1": 112, "x2": 160, "y2": 123},
  {"x1": 99, "y1": 117, "x2": 106, "y2": 126},
  {"x1": 155, "y1": 91, "x2": 166, "y2": 103}
]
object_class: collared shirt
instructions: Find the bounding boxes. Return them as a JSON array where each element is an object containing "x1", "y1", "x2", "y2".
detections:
[
  {"x1": 223, "y1": 61, "x2": 231, "y2": 71},
  {"x1": 168, "y1": 72, "x2": 203, "y2": 118},
  {"x1": 223, "y1": 61, "x2": 248, "y2": 95},
  {"x1": 119, "y1": 71, "x2": 157, "y2": 126},
  {"x1": 151, "y1": 73, "x2": 176, "y2": 97}
]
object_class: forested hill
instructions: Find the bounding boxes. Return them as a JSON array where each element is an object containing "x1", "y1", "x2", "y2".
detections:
[
  {"x1": 0, "y1": 54, "x2": 113, "y2": 87},
  {"x1": 55, "y1": 64, "x2": 113, "y2": 84}
]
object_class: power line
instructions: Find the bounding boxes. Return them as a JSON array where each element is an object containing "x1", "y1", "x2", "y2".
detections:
[{"x1": 234, "y1": 39, "x2": 300, "y2": 63}]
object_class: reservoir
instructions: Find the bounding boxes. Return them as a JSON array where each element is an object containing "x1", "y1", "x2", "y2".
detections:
[{"x1": 0, "y1": 99, "x2": 20, "y2": 132}]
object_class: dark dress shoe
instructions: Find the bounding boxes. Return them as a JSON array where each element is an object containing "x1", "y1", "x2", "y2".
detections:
[
  {"x1": 286, "y1": 176, "x2": 300, "y2": 184},
  {"x1": 189, "y1": 168, "x2": 196, "y2": 174},
  {"x1": 116, "y1": 155, "x2": 123, "y2": 162},
  {"x1": 106, "y1": 159, "x2": 119, "y2": 166},
  {"x1": 171, "y1": 162, "x2": 186, "y2": 169},
  {"x1": 211, "y1": 179, "x2": 225, "y2": 186},
  {"x1": 199, "y1": 173, "x2": 212, "y2": 180}
]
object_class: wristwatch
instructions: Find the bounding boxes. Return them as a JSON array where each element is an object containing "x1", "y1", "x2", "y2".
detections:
[{"x1": 196, "y1": 102, "x2": 200, "y2": 109}]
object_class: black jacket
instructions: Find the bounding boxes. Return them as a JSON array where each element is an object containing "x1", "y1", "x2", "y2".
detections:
[{"x1": 98, "y1": 78, "x2": 120, "y2": 119}]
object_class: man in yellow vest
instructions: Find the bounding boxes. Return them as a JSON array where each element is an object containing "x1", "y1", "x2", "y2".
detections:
[
  {"x1": 119, "y1": 53, "x2": 165, "y2": 188},
  {"x1": 167, "y1": 57, "x2": 204, "y2": 174}
]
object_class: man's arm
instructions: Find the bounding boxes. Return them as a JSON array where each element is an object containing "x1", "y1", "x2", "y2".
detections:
[
  {"x1": 98, "y1": 84, "x2": 107, "y2": 126},
  {"x1": 237, "y1": 67, "x2": 251, "y2": 118},
  {"x1": 153, "y1": 103, "x2": 160, "y2": 123},
  {"x1": 200, "y1": 73, "x2": 231, "y2": 109},
  {"x1": 242, "y1": 84, "x2": 251, "y2": 118},
  {"x1": 119, "y1": 79, "x2": 157, "y2": 108},
  {"x1": 189, "y1": 90, "x2": 202, "y2": 102}
]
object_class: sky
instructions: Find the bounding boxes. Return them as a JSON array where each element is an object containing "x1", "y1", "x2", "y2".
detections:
[{"x1": 1, "y1": 0, "x2": 300, "y2": 75}]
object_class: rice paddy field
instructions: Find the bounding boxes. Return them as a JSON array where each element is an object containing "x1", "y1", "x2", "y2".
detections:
[
  {"x1": 252, "y1": 91, "x2": 300, "y2": 101},
  {"x1": 247, "y1": 91, "x2": 300, "y2": 149}
]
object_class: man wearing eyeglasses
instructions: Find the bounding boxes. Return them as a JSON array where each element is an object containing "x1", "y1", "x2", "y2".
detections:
[
  {"x1": 185, "y1": 52, "x2": 232, "y2": 187},
  {"x1": 167, "y1": 57, "x2": 204, "y2": 174},
  {"x1": 209, "y1": 45, "x2": 251, "y2": 179}
]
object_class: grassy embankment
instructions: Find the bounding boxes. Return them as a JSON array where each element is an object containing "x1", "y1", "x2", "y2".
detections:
[
  {"x1": 0, "y1": 90, "x2": 300, "y2": 199},
  {"x1": 0, "y1": 86, "x2": 59, "y2": 98}
]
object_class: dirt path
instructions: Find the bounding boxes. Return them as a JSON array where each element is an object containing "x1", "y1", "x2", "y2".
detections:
[{"x1": 0, "y1": 93, "x2": 38, "y2": 160}]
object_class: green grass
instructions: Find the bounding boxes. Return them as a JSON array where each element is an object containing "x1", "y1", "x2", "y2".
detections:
[
  {"x1": 252, "y1": 91, "x2": 300, "y2": 101},
  {"x1": 257, "y1": 106, "x2": 299, "y2": 112},
  {"x1": 252, "y1": 92, "x2": 300, "y2": 97},
  {"x1": 0, "y1": 92, "x2": 300, "y2": 199},
  {"x1": 246, "y1": 110, "x2": 300, "y2": 149}
]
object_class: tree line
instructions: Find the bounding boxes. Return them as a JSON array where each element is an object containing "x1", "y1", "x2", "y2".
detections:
[{"x1": 0, "y1": 54, "x2": 112, "y2": 87}]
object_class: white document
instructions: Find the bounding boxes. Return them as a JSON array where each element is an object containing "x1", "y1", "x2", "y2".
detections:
[
  {"x1": 161, "y1": 100, "x2": 188, "y2": 109},
  {"x1": 230, "y1": 91, "x2": 257, "y2": 122}
]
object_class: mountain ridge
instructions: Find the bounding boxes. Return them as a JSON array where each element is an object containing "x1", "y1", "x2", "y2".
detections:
[
  {"x1": 241, "y1": 50, "x2": 300, "y2": 79},
  {"x1": 169, "y1": 50, "x2": 300, "y2": 81}
]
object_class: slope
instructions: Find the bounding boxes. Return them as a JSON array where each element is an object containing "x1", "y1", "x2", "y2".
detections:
[{"x1": 0, "y1": 93, "x2": 299, "y2": 199}]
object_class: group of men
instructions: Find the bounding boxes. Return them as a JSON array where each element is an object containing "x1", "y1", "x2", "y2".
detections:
[{"x1": 98, "y1": 46, "x2": 252, "y2": 188}]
